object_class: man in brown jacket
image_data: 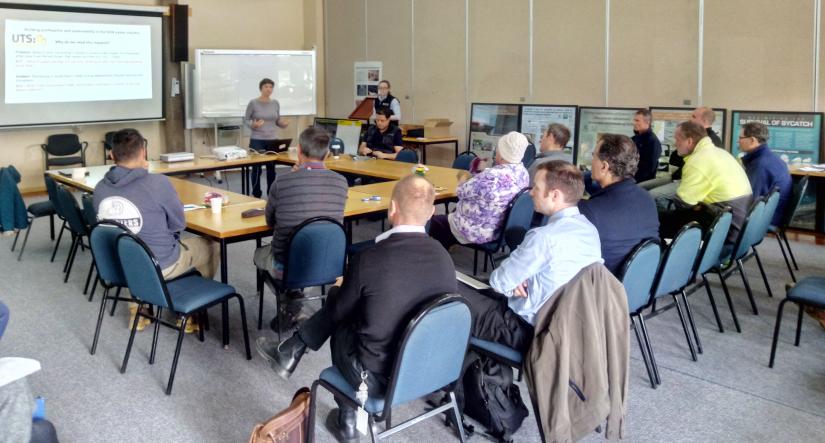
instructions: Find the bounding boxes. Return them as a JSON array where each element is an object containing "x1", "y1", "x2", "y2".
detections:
[{"x1": 524, "y1": 262, "x2": 630, "y2": 442}]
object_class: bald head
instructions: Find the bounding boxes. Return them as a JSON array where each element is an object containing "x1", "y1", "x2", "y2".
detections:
[
  {"x1": 390, "y1": 175, "x2": 436, "y2": 226},
  {"x1": 692, "y1": 106, "x2": 715, "y2": 128}
]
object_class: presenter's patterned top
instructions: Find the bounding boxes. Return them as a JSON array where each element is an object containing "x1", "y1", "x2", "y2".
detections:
[{"x1": 448, "y1": 162, "x2": 529, "y2": 244}]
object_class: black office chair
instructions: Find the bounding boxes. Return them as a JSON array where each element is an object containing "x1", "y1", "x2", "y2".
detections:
[
  {"x1": 103, "y1": 131, "x2": 117, "y2": 164},
  {"x1": 42, "y1": 134, "x2": 88, "y2": 169}
]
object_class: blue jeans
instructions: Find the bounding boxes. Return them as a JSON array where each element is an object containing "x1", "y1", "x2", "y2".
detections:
[{"x1": 249, "y1": 139, "x2": 277, "y2": 198}]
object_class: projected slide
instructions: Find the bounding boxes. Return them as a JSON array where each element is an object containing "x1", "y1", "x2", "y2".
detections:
[
  {"x1": 5, "y1": 19, "x2": 152, "y2": 104},
  {"x1": 730, "y1": 111, "x2": 823, "y2": 164},
  {"x1": 520, "y1": 105, "x2": 577, "y2": 148},
  {"x1": 576, "y1": 107, "x2": 637, "y2": 166}
]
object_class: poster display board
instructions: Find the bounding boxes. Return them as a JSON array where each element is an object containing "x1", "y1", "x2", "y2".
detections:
[
  {"x1": 519, "y1": 105, "x2": 577, "y2": 149},
  {"x1": 650, "y1": 107, "x2": 726, "y2": 153},
  {"x1": 575, "y1": 107, "x2": 637, "y2": 166},
  {"x1": 730, "y1": 111, "x2": 823, "y2": 164},
  {"x1": 469, "y1": 103, "x2": 520, "y2": 156},
  {"x1": 354, "y1": 61, "x2": 382, "y2": 106}
]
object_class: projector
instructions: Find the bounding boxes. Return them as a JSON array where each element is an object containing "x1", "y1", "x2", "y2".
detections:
[
  {"x1": 212, "y1": 146, "x2": 248, "y2": 161},
  {"x1": 159, "y1": 152, "x2": 195, "y2": 163}
]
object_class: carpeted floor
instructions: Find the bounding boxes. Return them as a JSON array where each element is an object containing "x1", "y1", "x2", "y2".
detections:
[{"x1": 2, "y1": 173, "x2": 825, "y2": 442}]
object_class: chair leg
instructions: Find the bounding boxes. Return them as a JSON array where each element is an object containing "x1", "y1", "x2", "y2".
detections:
[
  {"x1": 736, "y1": 259, "x2": 759, "y2": 315},
  {"x1": 84, "y1": 261, "x2": 96, "y2": 298},
  {"x1": 63, "y1": 234, "x2": 76, "y2": 273},
  {"x1": 16, "y1": 222, "x2": 34, "y2": 262},
  {"x1": 197, "y1": 311, "x2": 205, "y2": 342},
  {"x1": 716, "y1": 270, "x2": 741, "y2": 333},
  {"x1": 672, "y1": 295, "x2": 698, "y2": 362},
  {"x1": 49, "y1": 214, "x2": 54, "y2": 240},
  {"x1": 631, "y1": 317, "x2": 656, "y2": 389},
  {"x1": 50, "y1": 221, "x2": 66, "y2": 263},
  {"x1": 110, "y1": 287, "x2": 121, "y2": 316},
  {"x1": 275, "y1": 290, "x2": 282, "y2": 343},
  {"x1": 473, "y1": 250, "x2": 479, "y2": 276},
  {"x1": 166, "y1": 315, "x2": 189, "y2": 395},
  {"x1": 701, "y1": 276, "x2": 724, "y2": 333},
  {"x1": 90, "y1": 288, "x2": 109, "y2": 355},
  {"x1": 120, "y1": 303, "x2": 143, "y2": 373},
  {"x1": 775, "y1": 233, "x2": 796, "y2": 282},
  {"x1": 680, "y1": 290, "x2": 703, "y2": 354},
  {"x1": 638, "y1": 315, "x2": 660, "y2": 385},
  {"x1": 795, "y1": 303, "x2": 804, "y2": 347},
  {"x1": 769, "y1": 299, "x2": 790, "y2": 368},
  {"x1": 752, "y1": 248, "x2": 774, "y2": 298},
  {"x1": 236, "y1": 294, "x2": 252, "y2": 360},
  {"x1": 64, "y1": 235, "x2": 80, "y2": 282},
  {"x1": 482, "y1": 253, "x2": 489, "y2": 273},
  {"x1": 782, "y1": 230, "x2": 799, "y2": 270},
  {"x1": 149, "y1": 308, "x2": 163, "y2": 364},
  {"x1": 257, "y1": 270, "x2": 264, "y2": 330},
  {"x1": 449, "y1": 391, "x2": 467, "y2": 443}
]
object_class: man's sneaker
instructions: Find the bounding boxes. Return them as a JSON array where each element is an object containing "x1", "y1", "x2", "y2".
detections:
[{"x1": 256, "y1": 334, "x2": 307, "y2": 380}]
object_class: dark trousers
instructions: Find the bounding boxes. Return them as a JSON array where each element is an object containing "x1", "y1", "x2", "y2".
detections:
[
  {"x1": 429, "y1": 214, "x2": 460, "y2": 251},
  {"x1": 249, "y1": 139, "x2": 277, "y2": 198},
  {"x1": 461, "y1": 288, "x2": 534, "y2": 354},
  {"x1": 297, "y1": 287, "x2": 387, "y2": 398}
]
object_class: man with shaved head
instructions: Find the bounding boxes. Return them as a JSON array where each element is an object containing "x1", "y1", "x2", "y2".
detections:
[{"x1": 256, "y1": 175, "x2": 457, "y2": 440}]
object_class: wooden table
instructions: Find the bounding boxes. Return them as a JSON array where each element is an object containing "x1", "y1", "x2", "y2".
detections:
[
  {"x1": 148, "y1": 154, "x2": 283, "y2": 196},
  {"x1": 791, "y1": 167, "x2": 825, "y2": 232},
  {"x1": 402, "y1": 136, "x2": 460, "y2": 163}
]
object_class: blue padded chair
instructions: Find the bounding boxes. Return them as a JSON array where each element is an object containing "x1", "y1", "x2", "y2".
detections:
[
  {"x1": 88, "y1": 221, "x2": 133, "y2": 355},
  {"x1": 650, "y1": 222, "x2": 703, "y2": 363},
  {"x1": 619, "y1": 239, "x2": 662, "y2": 388},
  {"x1": 41, "y1": 133, "x2": 87, "y2": 168},
  {"x1": 395, "y1": 148, "x2": 418, "y2": 164},
  {"x1": 684, "y1": 209, "x2": 736, "y2": 333},
  {"x1": 463, "y1": 188, "x2": 534, "y2": 275},
  {"x1": 739, "y1": 188, "x2": 780, "y2": 299},
  {"x1": 116, "y1": 231, "x2": 251, "y2": 395},
  {"x1": 308, "y1": 294, "x2": 471, "y2": 442},
  {"x1": 80, "y1": 193, "x2": 100, "y2": 297},
  {"x1": 256, "y1": 217, "x2": 347, "y2": 338},
  {"x1": 451, "y1": 150, "x2": 477, "y2": 171},
  {"x1": 521, "y1": 143, "x2": 536, "y2": 168},
  {"x1": 44, "y1": 175, "x2": 68, "y2": 264},
  {"x1": 715, "y1": 198, "x2": 767, "y2": 317},
  {"x1": 55, "y1": 184, "x2": 91, "y2": 284},
  {"x1": 769, "y1": 277, "x2": 825, "y2": 368},
  {"x1": 772, "y1": 176, "x2": 808, "y2": 282},
  {"x1": 10, "y1": 179, "x2": 57, "y2": 262}
]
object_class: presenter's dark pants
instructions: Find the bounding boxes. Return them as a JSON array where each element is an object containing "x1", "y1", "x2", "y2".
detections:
[{"x1": 249, "y1": 138, "x2": 277, "y2": 198}]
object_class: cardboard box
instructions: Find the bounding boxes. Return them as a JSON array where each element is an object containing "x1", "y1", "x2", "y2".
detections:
[
  {"x1": 423, "y1": 118, "x2": 453, "y2": 138},
  {"x1": 399, "y1": 124, "x2": 424, "y2": 137}
]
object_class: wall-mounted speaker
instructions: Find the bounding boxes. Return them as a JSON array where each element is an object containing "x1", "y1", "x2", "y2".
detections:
[{"x1": 171, "y1": 4, "x2": 188, "y2": 62}]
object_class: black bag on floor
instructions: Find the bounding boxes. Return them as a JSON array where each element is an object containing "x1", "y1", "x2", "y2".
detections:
[{"x1": 461, "y1": 356, "x2": 529, "y2": 442}]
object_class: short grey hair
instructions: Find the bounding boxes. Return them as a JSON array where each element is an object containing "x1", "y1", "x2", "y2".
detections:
[
  {"x1": 299, "y1": 127, "x2": 331, "y2": 160},
  {"x1": 742, "y1": 122, "x2": 770, "y2": 144},
  {"x1": 595, "y1": 134, "x2": 639, "y2": 179}
]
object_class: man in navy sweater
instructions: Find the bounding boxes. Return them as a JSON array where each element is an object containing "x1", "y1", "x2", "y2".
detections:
[
  {"x1": 579, "y1": 134, "x2": 660, "y2": 275},
  {"x1": 738, "y1": 122, "x2": 792, "y2": 226},
  {"x1": 631, "y1": 109, "x2": 662, "y2": 183}
]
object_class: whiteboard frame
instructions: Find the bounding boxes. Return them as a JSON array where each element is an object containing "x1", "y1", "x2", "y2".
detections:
[{"x1": 194, "y1": 48, "x2": 317, "y2": 118}]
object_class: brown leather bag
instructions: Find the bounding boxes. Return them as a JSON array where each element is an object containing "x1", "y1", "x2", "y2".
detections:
[{"x1": 249, "y1": 387, "x2": 312, "y2": 443}]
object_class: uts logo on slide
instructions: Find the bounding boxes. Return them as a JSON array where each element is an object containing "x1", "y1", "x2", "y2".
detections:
[
  {"x1": 9, "y1": 33, "x2": 46, "y2": 44},
  {"x1": 97, "y1": 196, "x2": 143, "y2": 233}
]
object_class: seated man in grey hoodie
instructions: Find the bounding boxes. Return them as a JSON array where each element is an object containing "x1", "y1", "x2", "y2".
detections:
[{"x1": 94, "y1": 129, "x2": 218, "y2": 329}]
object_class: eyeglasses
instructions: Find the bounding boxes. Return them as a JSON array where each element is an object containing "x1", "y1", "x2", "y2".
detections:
[{"x1": 738, "y1": 135, "x2": 751, "y2": 139}]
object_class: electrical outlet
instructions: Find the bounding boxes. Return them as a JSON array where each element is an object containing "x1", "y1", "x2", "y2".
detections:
[{"x1": 683, "y1": 99, "x2": 692, "y2": 106}]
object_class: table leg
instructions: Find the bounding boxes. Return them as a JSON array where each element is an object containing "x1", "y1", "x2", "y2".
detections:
[
  {"x1": 421, "y1": 144, "x2": 427, "y2": 164},
  {"x1": 453, "y1": 140, "x2": 459, "y2": 158},
  {"x1": 220, "y1": 239, "x2": 229, "y2": 348},
  {"x1": 241, "y1": 167, "x2": 247, "y2": 195},
  {"x1": 816, "y1": 176, "x2": 825, "y2": 232}
]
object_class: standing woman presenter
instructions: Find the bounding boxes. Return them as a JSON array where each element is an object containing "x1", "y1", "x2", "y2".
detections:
[{"x1": 245, "y1": 78, "x2": 289, "y2": 198}]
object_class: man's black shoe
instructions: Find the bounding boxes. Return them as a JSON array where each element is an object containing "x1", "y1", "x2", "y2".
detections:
[
  {"x1": 324, "y1": 407, "x2": 359, "y2": 442},
  {"x1": 255, "y1": 333, "x2": 307, "y2": 380}
]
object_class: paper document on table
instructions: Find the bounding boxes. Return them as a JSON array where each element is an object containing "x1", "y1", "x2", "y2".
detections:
[
  {"x1": 0, "y1": 357, "x2": 41, "y2": 388},
  {"x1": 456, "y1": 271, "x2": 490, "y2": 290},
  {"x1": 799, "y1": 167, "x2": 825, "y2": 172}
]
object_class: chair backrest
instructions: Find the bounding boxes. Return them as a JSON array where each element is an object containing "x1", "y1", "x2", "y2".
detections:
[
  {"x1": 45, "y1": 134, "x2": 81, "y2": 156},
  {"x1": 751, "y1": 188, "x2": 779, "y2": 247},
  {"x1": 329, "y1": 137, "x2": 345, "y2": 155},
  {"x1": 521, "y1": 143, "x2": 536, "y2": 168},
  {"x1": 652, "y1": 222, "x2": 703, "y2": 297},
  {"x1": 80, "y1": 193, "x2": 97, "y2": 228},
  {"x1": 695, "y1": 209, "x2": 733, "y2": 276},
  {"x1": 44, "y1": 174, "x2": 63, "y2": 217},
  {"x1": 116, "y1": 232, "x2": 173, "y2": 309},
  {"x1": 619, "y1": 239, "x2": 662, "y2": 314},
  {"x1": 778, "y1": 176, "x2": 809, "y2": 228},
  {"x1": 103, "y1": 131, "x2": 117, "y2": 151},
  {"x1": 451, "y1": 150, "x2": 477, "y2": 171},
  {"x1": 283, "y1": 217, "x2": 347, "y2": 289},
  {"x1": 502, "y1": 188, "x2": 535, "y2": 251},
  {"x1": 89, "y1": 221, "x2": 129, "y2": 287},
  {"x1": 385, "y1": 294, "x2": 471, "y2": 409},
  {"x1": 729, "y1": 198, "x2": 766, "y2": 261},
  {"x1": 55, "y1": 184, "x2": 89, "y2": 236},
  {"x1": 395, "y1": 149, "x2": 418, "y2": 164}
]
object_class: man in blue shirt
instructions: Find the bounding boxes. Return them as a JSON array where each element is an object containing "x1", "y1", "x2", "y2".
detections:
[
  {"x1": 579, "y1": 134, "x2": 659, "y2": 275},
  {"x1": 463, "y1": 161, "x2": 603, "y2": 352},
  {"x1": 738, "y1": 122, "x2": 792, "y2": 226}
]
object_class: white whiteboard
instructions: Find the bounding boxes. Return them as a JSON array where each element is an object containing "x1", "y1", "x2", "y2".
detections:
[{"x1": 195, "y1": 49, "x2": 316, "y2": 117}]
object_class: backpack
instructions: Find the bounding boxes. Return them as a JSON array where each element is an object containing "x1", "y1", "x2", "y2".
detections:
[
  {"x1": 462, "y1": 356, "x2": 529, "y2": 442},
  {"x1": 249, "y1": 388, "x2": 311, "y2": 443}
]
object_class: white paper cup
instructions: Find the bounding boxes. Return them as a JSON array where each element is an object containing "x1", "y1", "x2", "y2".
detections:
[
  {"x1": 210, "y1": 197, "x2": 223, "y2": 213},
  {"x1": 71, "y1": 168, "x2": 86, "y2": 180}
]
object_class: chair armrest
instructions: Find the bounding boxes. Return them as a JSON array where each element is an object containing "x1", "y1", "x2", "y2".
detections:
[{"x1": 81, "y1": 141, "x2": 88, "y2": 153}]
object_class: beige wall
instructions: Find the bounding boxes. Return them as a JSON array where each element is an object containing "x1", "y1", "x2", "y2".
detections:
[
  {"x1": 2, "y1": 0, "x2": 317, "y2": 192},
  {"x1": 324, "y1": 0, "x2": 825, "y2": 161}
]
